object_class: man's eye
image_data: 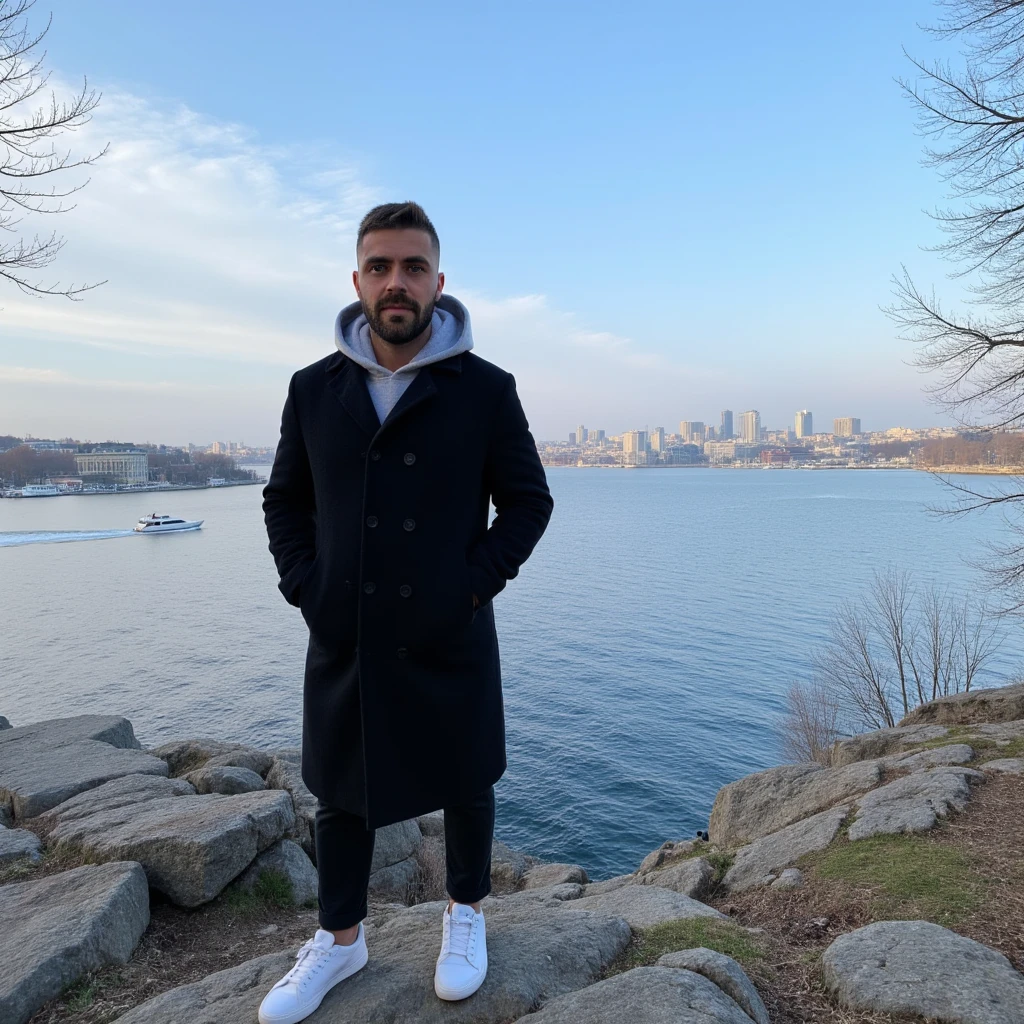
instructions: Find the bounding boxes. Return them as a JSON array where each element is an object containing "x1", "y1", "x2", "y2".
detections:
[
  {"x1": 408, "y1": 266, "x2": 424, "y2": 273},
  {"x1": 371, "y1": 265, "x2": 386, "y2": 272}
]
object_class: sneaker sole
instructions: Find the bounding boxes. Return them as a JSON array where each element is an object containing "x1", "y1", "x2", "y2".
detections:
[
  {"x1": 258, "y1": 945, "x2": 369, "y2": 1024},
  {"x1": 434, "y1": 963, "x2": 487, "y2": 1002}
]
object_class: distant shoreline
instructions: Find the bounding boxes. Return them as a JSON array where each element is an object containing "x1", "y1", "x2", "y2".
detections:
[
  {"x1": 539, "y1": 463, "x2": 1024, "y2": 475},
  {"x1": 0, "y1": 479, "x2": 266, "y2": 499}
]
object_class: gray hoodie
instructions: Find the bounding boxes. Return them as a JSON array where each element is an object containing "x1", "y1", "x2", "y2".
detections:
[{"x1": 334, "y1": 294, "x2": 474, "y2": 424}]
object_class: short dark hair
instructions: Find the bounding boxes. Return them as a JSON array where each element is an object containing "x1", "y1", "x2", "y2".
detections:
[{"x1": 357, "y1": 202, "x2": 439, "y2": 258}]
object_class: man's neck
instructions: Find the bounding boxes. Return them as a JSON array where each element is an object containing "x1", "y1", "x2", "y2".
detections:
[{"x1": 369, "y1": 324, "x2": 433, "y2": 372}]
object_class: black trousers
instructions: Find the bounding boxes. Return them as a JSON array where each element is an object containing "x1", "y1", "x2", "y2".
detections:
[{"x1": 315, "y1": 786, "x2": 495, "y2": 930}]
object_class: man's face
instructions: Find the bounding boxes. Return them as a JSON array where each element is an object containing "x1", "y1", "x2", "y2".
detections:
[{"x1": 353, "y1": 229, "x2": 444, "y2": 345}]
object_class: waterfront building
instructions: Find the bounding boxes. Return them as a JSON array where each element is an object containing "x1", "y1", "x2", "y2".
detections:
[
  {"x1": 795, "y1": 410, "x2": 813, "y2": 438},
  {"x1": 679, "y1": 421, "x2": 705, "y2": 444},
  {"x1": 622, "y1": 430, "x2": 649, "y2": 465},
  {"x1": 739, "y1": 410, "x2": 761, "y2": 442},
  {"x1": 73, "y1": 449, "x2": 149, "y2": 485},
  {"x1": 720, "y1": 410, "x2": 733, "y2": 440},
  {"x1": 704, "y1": 425, "x2": 716, "y2": 441},
  {"x1": 834, "y1": 417, "x2": 862, "y2": 437},
  {"x1": 705, "y1": 440, "x2": 736, "y2": 464},
  {"x1": 651, "y1": 426, "x2": 666, "y2": 451}
]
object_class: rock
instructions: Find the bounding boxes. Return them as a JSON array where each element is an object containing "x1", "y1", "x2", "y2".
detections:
[
  {"x1": 149, "y1": 738, "x2": 254, "y2": 776},
  {"x1": 638, "y1": 839, "x2": 696, "y2": 874},
  {"x1": 640, "y1": 856, "x2": 715, "y2": 898},
  {"x1": 831, "y1": 724, "x2": 950, "y2": 767},
  {"x1": 709, "y1": 760, "x2": 881, "y2": 847},
  {"x1": 566, "y1": 883, "x2": 725, "y2": 929},
  {"x1": 185, "y1": 765, "x2": 266, "y2": 795},
  {"x1": 204, "y1": 748, "x2": 274, "y2": 776},
  {"x1": 900, "y1": 681, "x2": 1024, "y2": 727},
  {"x1": 770, "y1": 867, "x2": 804, "y2": 889},
  {"x1": 521, "y1": 862, "x2": 589, "y2": 888},
  {"x1": 510, "y1": 965, "x2": 756, "y2": 1024},
  {"x1": 980, "y1": 758, "x2": 1024, "y2": 774},
  {"x1": 0, "y1": 826, "x2": 42, "y2": 864},
  {"x1": 822, "y1": 919, "x2": 1024, "y2": 1023},
  {"x1": 264, "y1": 756, "x2": 318, "y2": 858},
  {"x1": 417, "y1": 810, "x2": 445, "y2": 837},
  {"x1": 495, "y1": 882, "x2": 584, "y2": 906},
  {"x1": 373, "y1": 818, "x2": 422, "y2": 873},
  {"x1": 848, "y1": 767, "x2": 985, "y2": 841},
  {"x1": 887, "y1": 743, "x2": 976, "y2": 771},
  {"x1": 368, "y1": 855, "x2": 419, "y2": 895},
  {"x1": 0, "y1": 714, "x2": 167, "y2": 821},
  {"x1": 658, "y1": 947, "x2": 770, "y2": 1024},
  {"x1": 44, "y1": 773, "x2": 295, "y2": 906},
  {"x1": 115, "y1": 897, "x2": 632, "y2": 1024},
  {"x1": 0, "y1": 862, "x2": 149, "y2": 1024},
  {"x1": 490, "y1": 838, "x2": 536, "y2": 887},
  {"x1": 0, "y1": 805, "x2": 11, "y2": 827},
  {"x1": 0, "y1": 716, "x2": 11, "y2": 730},
  {"x1": 723, "y1": 805, "x2": 849, "y2": 892},
  {"x1": 236, "y1": 839, "x2": 318, "y2": 904},
  {"x1": 971, "y1": 719, "x2": 1024, "y2": 742},
  {"x1": 582, "y1": 873, "x2": 635, "y2": 896}
]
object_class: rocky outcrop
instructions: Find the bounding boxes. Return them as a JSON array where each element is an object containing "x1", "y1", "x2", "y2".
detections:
[
  {"x1": 900, "y1": 681, "x2": 1024, "y2": 727},
  {"x1": 639, "y1": 855, "x2": 714, "y2": 898},
  {"x1": 115, "y1": 897, "x2": 632, "y2": 1024},
  {"x1": 657, "y1": 948, "x2": 770, "y2": 1024},
  {"x1": 235, "y1": 839, "x2": 318, "y2": 905},
  {"x1": 848, "y1": 766, "x2": 985, "y2": 841},
  {"x1": 709, "y1": 760, "x2": 880, "y2": 846},
  {"x1": 981, "y1": 757, "x2": 1024, "y2": 774},
  {"x1": 185, "y1": 765, "x2": 266, "y2": 794},
  {"x1": 0, "y1": 715, "x2": 168, "y2": 820},
  {"x1": 264, "y1": 754, "x2": 317, "y2": 857},
  {"x1": 42, "y1": 773, "x2": 295, "y2": 906},
  {"x1": 0, "y1": 861, "x2": 149, "y2": 1024},
  {"x1": 830, "y1": 723, "x2": 949, "y2": 767},
  {"x1": 148, "y1": 738, "x2": 273, "y2": 778},
  {"x1": 521, "y1": 862, "x2": 589, "y2": 888},
  {"x1": 566, "y1": 883, "x2": 725, "y2": 928},
  {"x1": 770, "y1": 867, "x2": 804, "y2": 889},
  {"x1": 0, "y1": 825, "x2": 42, "y2": 864},
  {"x1": 887, "y1": 742, "x2": 975, "y2": 771},
  {"x1": 822, "y1": 919, "x2": 1024, "y2": 1023},
  {"x1": 723, "y1": 804, "x2": 849, "y2": 892}
]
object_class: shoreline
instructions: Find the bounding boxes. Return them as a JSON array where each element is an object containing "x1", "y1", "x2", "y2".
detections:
[{"x1": 0, "y1": 479, "x2": 266, "y2": 499}]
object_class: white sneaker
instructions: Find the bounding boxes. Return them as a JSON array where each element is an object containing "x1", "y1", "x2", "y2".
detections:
[
  {"x1": 434, "y1": 903, "x2": 488, "y2": 1001},
  {"x1": 258, "y1": 925, "x2": 368, "y2": 1024}
]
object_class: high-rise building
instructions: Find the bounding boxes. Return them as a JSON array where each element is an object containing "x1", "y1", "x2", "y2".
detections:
[
  {"x1": 679, "y1": 421, "x2": 705, "y2": 444},
  {"x1": 720, "y1": 410, "x2": 733, "y2": 440},
  {"x1": 568, "y1": 432, "x2": 577, "y2": 445},
  {"x1": 834, "y1": 417, "x2": 862, "y2": 437},
  {"x1": 739, "y1": 410, "x2": 761, "y2": 442},
  {"x1": 795, "y1": 410, "x2": 813, "y2": 438},
  {"x1": 704, "y1": 424, "x2": 716, "y2": 441},
  {"x1": 576, "y1": 424, "x2": 588, "y2": 444},
  {"x1": 591, "y1": 429, "x2": 606, "y2": 442},
  {"x1": 622, "y1": 430, "x2": 648, "y2": 465},
  {"x1": 651, "y1": 426, "x2": 666, "y2": 451}
]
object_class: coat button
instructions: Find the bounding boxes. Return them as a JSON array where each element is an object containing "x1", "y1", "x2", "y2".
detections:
[
  {"x1": 399, "y1": 584, "x2": 412, "y2": 598},
  {"x1": 363, "y1": 582, "x2": 376, "y2": 594},
  {"x1": 403, "y1": 518, "x2": 416, "y2": 531},
  {"x1": 366, "y1": 515, "x2": 378, "y2": 528},
  {"x1": 403, "y1": 452, "x2": 416, "y2": 465},
  {"x1": 370, "y1": 450, "x2": 381, "y2": 461},
  {"x1": 396, "y1": 647, "x2": 408, "y2": 659}
]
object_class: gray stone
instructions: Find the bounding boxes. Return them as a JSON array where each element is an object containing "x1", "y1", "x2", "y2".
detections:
[
  {"x1": 822, "y1": 919, "x2": 1024, "y2": 1023},
  {"x1": 980, "y1": 758, "x2": 1024, "y2": 774},
  {"x1": 417, "y1": 810, "x2": 445, "y2": 837},
  {"x1": 640, "y1": 856, "x2": 714, "y2": 898},
  {"x1": 848, "y1": 767, "x2": 985, "y2": 841},
  {"x1": 709, "y1": 760, "x2": 881, "y2": 847},
  {"x1": 971, "y1": 719, "x2": 1024, "y2": 742},
  {"x1": 115, "y1": 897, "x2": 632, "y2": 1024},
  {"x1": 831, "y1": 723, "x2": 950, "y2": 767},
  {"x1": 0, "y1": 716, "x2": 11, "y2": 730},
  {"x1": 582, "y1": 873, "x2": 635, "y2": 896},
  {"x1": 521, "y1": 862, "x2": 589, "y2": 888},
  {"x1": 490, "y1": 838, "x2": 536, "y2": 886},
  {"x1": 723, "y1": 805, "x2": 850, "y2": 892},
  {"x1": 511, "y1": 965, "x2": 756, "y2": 1024},
  {"x1": 770, "y1": 867, "x2": 804, "y2": 889},
  {"x1": 900, "y1": 681, "x2": 1024, "y2": 726},
  {"x1": 494, "y1": 882, "x2": 584, "y2": 906},
  {"x1": 264, "y1": 756, "x2": 317, "y2": 857},
  {"x1": 148, "y1": 737, "x2": 252, "y2": 775},
  {"x1": 0, "y1": 826, "x2": 42, "y2": 864},
  {"x1": 203, "y1": 747, "x2": 274, "y2": 776},
  {"x1": 44, "y1": 773, "x2": 294, "y2": 906},
  {"x1": 0, "y1": 804, "x2": 11, "y2": 828},
  {"x1": 185, "y1": 765, "x2": 266, "y2": 795},
  {"x1": 236, "y1": 839, "x2": 318, "y2": 905},
  {"x1": 0, "y1": 714, "x2": 166, "y2": 821},
  {"x1": 567, "y1": 883, "x2": 725, "y2": 929},
  {"x1": 373, "y1": 818, "x2": 422, "y2": 872},
  {"x1": 368, "y1": 854, "x2": 419, "y2": 895},
  {"x1": 638, "y1": 839, "x2": 696, "y2": 874},
  {"x1": 658, "y1": 947, "x2": 770, "y2": 1024},
  {"x1": 886, "y1": 743, "x2": 976, "y2": 771},
  {"x1": 0, "y1": 861, "x2": 149, "y2": 1024}
]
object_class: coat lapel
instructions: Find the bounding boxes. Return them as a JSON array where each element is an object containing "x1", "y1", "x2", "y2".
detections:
[{"x1": 326, "y1": 356, "x2": 381, "y2": 438}]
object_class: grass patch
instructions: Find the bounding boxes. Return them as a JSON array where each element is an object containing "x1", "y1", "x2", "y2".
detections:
[
  {"x1": 62, "y1": 976, "x2": 98, "y2": 1012},
  {"x1": 223, "y1": 868, "x2": 296, "y2": 913},
  {"x1": 806, "y1": 833, "x2": 986, "y2": 925},
  {"x1": 704, "y1": 851, "x2": 734, "y2": 896},
  {"x1": 610, "y1": 917, "x2": 766, "y2": 976},
  {"x1": 977, "y1": 737, "x2": 1024, "y2": 761}
]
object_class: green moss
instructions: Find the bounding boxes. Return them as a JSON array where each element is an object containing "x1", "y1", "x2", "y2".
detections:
[
  {"x1": 63, "y1": 977, "x2": 98, "y2": 1011},
  {"x1": 223, "y1": 868, "x2": 295, "y2": 913},
  {"x1": 806, "y1": 833, "x2": 986, "y2": 925},
  {"x1": 609, "y1": 917, "x2": 766, "y2": 976}
]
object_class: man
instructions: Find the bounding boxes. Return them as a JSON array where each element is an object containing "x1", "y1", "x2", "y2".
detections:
[{"x1": 259, "y1": 202, "x2": 553, "y2": 1024}]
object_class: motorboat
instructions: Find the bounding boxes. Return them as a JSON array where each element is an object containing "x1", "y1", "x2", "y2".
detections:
[{"x1": 133, "y1": 513, "x2": 203, "y2": 534}]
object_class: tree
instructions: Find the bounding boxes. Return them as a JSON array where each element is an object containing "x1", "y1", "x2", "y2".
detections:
[{"x1": 1, "y1": 0, "x2": 105, "y2": 298}]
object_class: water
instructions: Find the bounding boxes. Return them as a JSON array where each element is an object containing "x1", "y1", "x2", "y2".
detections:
[{"x1": 1, "y1": 468, "x2": 1021, "y2": 877}]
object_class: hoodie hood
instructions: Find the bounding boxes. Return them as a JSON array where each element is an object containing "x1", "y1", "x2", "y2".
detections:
[{"x1": 334, "y1": 293, "x2": 473, "y2": 378}]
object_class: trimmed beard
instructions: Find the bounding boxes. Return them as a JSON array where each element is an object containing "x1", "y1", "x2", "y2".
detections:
[{"x1": 363, "y1": 296, "x2": 435, "y2": 346}]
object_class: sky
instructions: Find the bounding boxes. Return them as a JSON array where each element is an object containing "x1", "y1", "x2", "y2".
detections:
[{"x1": 0, "y1": 0, "x2": 968, "y2": 445}]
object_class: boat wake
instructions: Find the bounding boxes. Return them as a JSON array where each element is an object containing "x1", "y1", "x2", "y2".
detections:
[{"x1": 0, "y1": 529, "x2": 137, "y2": 548}]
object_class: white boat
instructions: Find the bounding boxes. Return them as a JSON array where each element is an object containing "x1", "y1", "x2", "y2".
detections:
[
  {"x1": 22, "y1": 484, "x2": 59, "y2": 497},
  {"x1": 133, "y1": 512, "x2": 204, "y2": 534}
]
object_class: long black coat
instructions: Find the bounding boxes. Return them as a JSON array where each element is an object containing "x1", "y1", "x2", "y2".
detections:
[{"x1": 262, "y1": 349, "x2": 553, "y2": 828}]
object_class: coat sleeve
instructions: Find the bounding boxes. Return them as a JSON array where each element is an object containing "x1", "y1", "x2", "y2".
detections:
[
  {"x1": 467, "y1": 373, "x2": 554, "y2": 606},
  {"x1": 262, "y1": 374, "x2": 317, "y2": 607}
]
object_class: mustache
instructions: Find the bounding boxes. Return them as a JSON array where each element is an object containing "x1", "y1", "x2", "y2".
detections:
[{"x1": 376, "y1": 297, "x2": 418, "y2": 313}]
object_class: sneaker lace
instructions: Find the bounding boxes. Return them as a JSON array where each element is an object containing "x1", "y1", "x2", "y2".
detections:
[
  {"x1": 447, "y1": 914, "x2": 476, "y2": 958},
  {"x1": 280, "y1": 939, "x2": 332, "y2": 990}
]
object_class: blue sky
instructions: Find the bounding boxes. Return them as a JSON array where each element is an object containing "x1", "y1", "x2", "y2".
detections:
[{"x1": 0, "y1": 0, "x2": 961, "y2": 443}]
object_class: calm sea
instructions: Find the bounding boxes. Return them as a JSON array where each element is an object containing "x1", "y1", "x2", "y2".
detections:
[{"x1": 2, "y1": 467, "x2": 1021, "y2": 877}]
